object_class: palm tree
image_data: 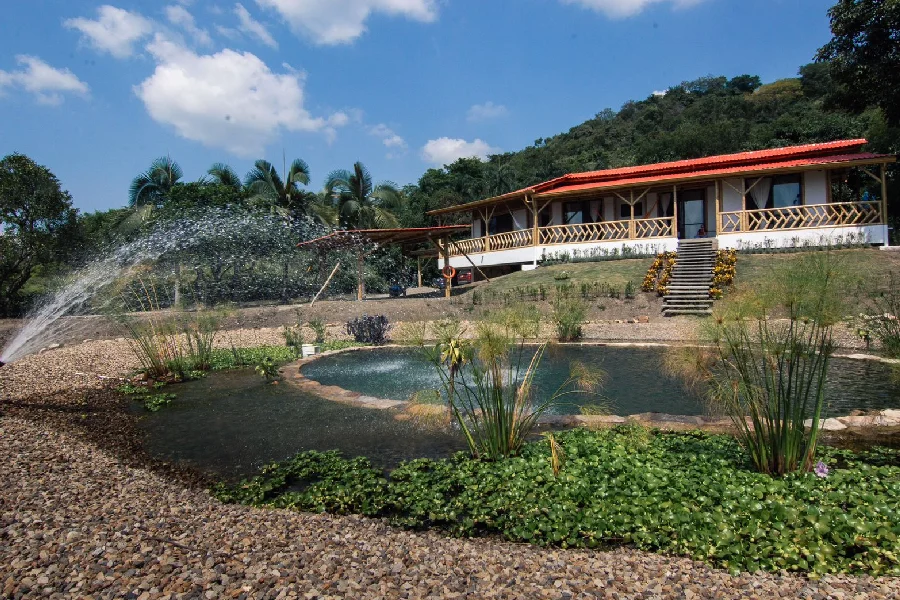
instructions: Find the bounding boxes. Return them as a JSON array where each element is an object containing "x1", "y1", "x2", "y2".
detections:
[
  {"x1": 244, "y1": 157, "x2": 312, "y2": 216},
  {"x1": 324, "y1": 162, "x2": 403, "y2": 229},
  {"x1": 206, "y1": 162, "x2": 243, "y2": 191},
  {"x1": 129, "y1": 156, "x2": 183, "y2": 207}
]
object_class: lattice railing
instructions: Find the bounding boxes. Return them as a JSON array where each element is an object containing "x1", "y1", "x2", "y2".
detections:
[
  {"x1": 540, "y1": 221, "x2": 629, "y2": 245},
  {"x1": 451, "y1": 237, "x2": 484, "y2": 256},
  {"x1": 490, "y1": 229, "x2": 533, "y2": 251},
  {"x1": 719, "y1": 201, "x2": 882, "y2": 233},
  {"x1": 634, "y1": 217, "x2": 675, "y2": 239}
]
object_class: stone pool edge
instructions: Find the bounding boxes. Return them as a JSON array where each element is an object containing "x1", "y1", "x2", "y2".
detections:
[{"x1": 285, "y1": 343, "x2": 900, "y2": 436}]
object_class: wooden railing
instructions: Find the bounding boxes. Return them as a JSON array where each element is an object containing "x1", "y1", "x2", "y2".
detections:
[
  {"x1": 719, "y1": 201, "x2": 882, "y2": 233},
  {"x1": 448, "y1": 216, "x2": 675, "y2": 257}
]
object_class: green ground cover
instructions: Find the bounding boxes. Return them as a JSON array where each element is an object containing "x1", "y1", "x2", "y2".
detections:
[{"x1": 214, "y1": 426, "x2": 900, "y2": 576}]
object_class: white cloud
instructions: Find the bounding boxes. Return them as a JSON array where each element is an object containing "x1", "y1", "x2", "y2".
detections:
[
  {"x1": 64, "y1": 5, "x2": 154, "y2": 58},
  {"x1": 369, "y1": 123, "x2": 407, "y2": 150},
  {"x1": 165, "y1": 5, "x2": 213, "y2": 46},
  {"x1": 0, "y1": 55, "x2": 89, "y2": 106},
  {"x1": 134, "y1": 35, "x2": 347, "y2": 156},
  {"x1": 255, "y1": 0, "x2": 438, "y2": 45},
  {"x1": 235, "y1": 3, "x2": 278, "y2": 48},
  {"x1": 421, "y1": 137, "x2": 499, "y2": 166},
  {"x1": 467, "y1": 101, "x2": 507, "y2": 122},
  {"x1": 559, "y1": 0, "x2": 704, "y2": 19}
]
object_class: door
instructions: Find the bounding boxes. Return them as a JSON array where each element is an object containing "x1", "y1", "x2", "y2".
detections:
[{"x1": 677, "y1": 188, "x2": 706, "y2": 239}]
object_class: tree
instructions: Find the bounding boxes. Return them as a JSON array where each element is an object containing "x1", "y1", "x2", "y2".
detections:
[
  {"x1": 817, "y1": 0, "x2": 900, "y2": 125},
  {"x1": 324, "y1": 162, "x2": 403, "y2": 229},
  {"x1": 206, "y1": 163, "x2": 243, "y2": 191},
  {"x1": 0, "y1": 153, "x2": 78, "y2": 316},
  {"x1": 244, "y1": 158, "x2": 314, "y2": 217},
  {"x1": 129, "y1": 156, "x2": 183, "y2": 207}
]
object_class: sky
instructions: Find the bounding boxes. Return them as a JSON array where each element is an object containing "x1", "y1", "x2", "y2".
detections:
[{"x1": 0, "y1": 0, "x2": 838, "y2": 213}]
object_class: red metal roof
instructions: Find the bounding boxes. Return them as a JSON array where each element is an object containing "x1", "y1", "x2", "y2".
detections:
[
  {"x1": 425, "y1": 139, "x2": 892, "y2": 216},
  {"x1": 296, "y1": 225, "x2": 469, "y2": 249},
  {"x1": 533, "y1": 139, "x2": 869, "y2": 192},
  {"x1": 538, "y1": 152, "x2": 893, "y2": 197}
]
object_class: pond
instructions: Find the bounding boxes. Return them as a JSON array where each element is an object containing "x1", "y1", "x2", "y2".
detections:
[
  {"x1": 301, "y1": 345, "x2": 900, "y2": 418},
  {"x1": 136, "y1": 368, "x2": 465, "y2": 480}
]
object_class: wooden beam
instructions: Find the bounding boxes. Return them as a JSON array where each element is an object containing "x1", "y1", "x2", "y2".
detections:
[
  {"x1": 672, "y1": 184, "x2": 678, "y2": 238},
  {"x1": 417, "y1": 256, "x2": 422, "y2": 288},
  {"x1": 861, "y1": 166, "x2": 883, "y2": 185},
  {"x1": 448, "y1": 239, "x2": 491, "y2": 282},
  {"x1": 311, "y1": 262, "x2": 340, "y2": 307},
  {"x1": 440, "y1": 237, "x2": 451, "y2": 299},
  {"x1": 882, "y1": 163, "x2": 889, "y2": 234}
]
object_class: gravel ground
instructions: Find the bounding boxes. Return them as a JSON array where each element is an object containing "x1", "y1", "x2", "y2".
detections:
[{"x1": 0, "y1": 326, "x2": 893, "y2": 599}]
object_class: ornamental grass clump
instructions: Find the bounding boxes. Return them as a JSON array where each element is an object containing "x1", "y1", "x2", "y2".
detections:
[
  {"x1": 424, "y1": 318, "x2": 600, "y2": 460},
  {"x1": 552, "y1": 296, "x2": 586, "y2": 342},
  {"x1": 704, "y1": 251, "x2": 853, "y2": 476}
]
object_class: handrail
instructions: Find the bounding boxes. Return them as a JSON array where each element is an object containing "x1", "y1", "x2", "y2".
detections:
[{"x1": 719, "y1": 201, "x2": 882, "y2": 233}]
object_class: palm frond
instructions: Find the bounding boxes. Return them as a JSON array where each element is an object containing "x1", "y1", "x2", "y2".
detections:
[
  {"x1": 208, "y1": 163, "x2": 242, "y2": 190},
  {"x1": 288, "y1": 158, "x2": 311, "y2": 186}
]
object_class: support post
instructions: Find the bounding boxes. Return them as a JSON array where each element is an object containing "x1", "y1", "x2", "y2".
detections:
[
  {"x1": 441, "y1": 237, "x2": 451, "y2": 299},
  {"x1": 882, "y1": 163, "x2": 890, "y2": 246},
  {"x1": 356, "y1": 251, "x2": 364, "y2": 302},
  {"x1": 740, "y1": 179, "x2": 748, "y2": 232},
  {"x1": 417, "y1": 256, "x2": 423, "y2": 288},
  {"x1": 715, "y1": 180, "x2": 722, "y2": 235},
  {"x1": 629, "y1": 191, "x2": 636, "y2": 239},
  {"x1": 529, "y1": 194, "x2": 540, "y2": 266}
]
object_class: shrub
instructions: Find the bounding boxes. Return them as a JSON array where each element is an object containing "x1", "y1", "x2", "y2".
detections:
[
  {"x1": 308, "y1": 319, "x2": 327, "y2": 344},
  {"x1": 552, "y1": 296, "x2": 586, "y2": 342},
  {"x1": 121, "y1": 310, "x2": 222, "y2": 379},
  {"x1": 255, "y1": 356, "x2": 281, "y2": 381},
  {"x1": 282, "y1": 325, "x2": 304, "y2": 357},
  {"x1": 346, "y1": 315, "x2": 390, "y2": 345}
]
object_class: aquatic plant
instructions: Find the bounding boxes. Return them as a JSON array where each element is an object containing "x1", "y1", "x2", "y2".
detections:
[{"x1": 214, "y1": 428, "x2": 900, "y2": 575}]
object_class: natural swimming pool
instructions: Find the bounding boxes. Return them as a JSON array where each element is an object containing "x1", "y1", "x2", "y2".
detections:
[{"x1": 301, "y1": 345, "x2": 900, "y2": 417}]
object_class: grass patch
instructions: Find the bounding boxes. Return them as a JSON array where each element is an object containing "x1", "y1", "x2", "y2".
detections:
[{"x1": 214, "y1": 427, "x2": 900, "y2": 576}]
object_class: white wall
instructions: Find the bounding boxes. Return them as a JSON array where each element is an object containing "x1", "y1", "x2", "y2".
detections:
[
  {"x1": 448, "y1": 237, "x2": 677, "y2": 269},
  {"x1": 717, "y1": 224, "x2": 886, "y2": 250}
]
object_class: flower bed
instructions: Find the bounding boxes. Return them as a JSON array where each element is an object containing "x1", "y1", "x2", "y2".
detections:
[
  {"x1": 710, "y1": 249, "x2": 737, "y2": 299},
  {"x1": 641, "y1": 251, "x2": 677, "y2": 296}
]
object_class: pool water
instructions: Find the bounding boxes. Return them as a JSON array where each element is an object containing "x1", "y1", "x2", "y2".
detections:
[
  {"x1": 301, "y1": 345, "x2": 900, "y2": 418},
  {"x1": 137, "y1": 368, "x2": 465, "y2": 480}
]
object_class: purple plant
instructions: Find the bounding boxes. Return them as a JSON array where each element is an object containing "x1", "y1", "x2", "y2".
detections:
[{"x1": 814, "y1": 461, "x2": 829, "y2": 478}]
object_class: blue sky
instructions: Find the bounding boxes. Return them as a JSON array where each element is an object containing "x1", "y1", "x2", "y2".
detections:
[{"x1": 0, "y1": 0, "x2": 837, "y2": 213}]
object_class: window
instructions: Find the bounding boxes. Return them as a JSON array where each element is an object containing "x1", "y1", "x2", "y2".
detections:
[
  {"x1": 488, "y1": 213, "x2": 513, "y2": 235},
  {"x1": 771, "y1": 174, "x2": 802, "y2": 208},
  {"x1": 539, "y1": 208, "x2": 552, "y2": 227},
  {"x1": 564, "y1": 201, "x2": 587, "y2": 224},
  {"x1": 619, "y1": 201, "x2": 643, "y2": 219}
]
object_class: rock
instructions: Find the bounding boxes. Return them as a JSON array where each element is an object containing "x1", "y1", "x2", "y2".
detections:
[
  {"x1": 48, "y1": 343, "x2": 61, "y2": 350},
  {"x1": 837, "y1": 415, "x2": 900, "y2": 427},
  {"x1": 637, "y1": 316, "x2": 650, "y2": 324},
  {"x1": 882, "y1": 409, "x2": 900, "y2": 419},
  {"x1": 803, "y1": 418, "x2": 847, "y2": 431}
]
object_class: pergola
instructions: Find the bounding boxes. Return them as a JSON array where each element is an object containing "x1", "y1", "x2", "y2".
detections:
[{"x1": 296, "y1": 225, "x2": 471, "y2": 300}]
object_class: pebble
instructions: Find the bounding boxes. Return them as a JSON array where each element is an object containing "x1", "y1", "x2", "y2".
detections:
[{"x1": 1, "y1": 327, "x2": 897, "y2": 598}]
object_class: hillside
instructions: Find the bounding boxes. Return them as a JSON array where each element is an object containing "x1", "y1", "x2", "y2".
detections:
[{"x1": 401, "y1": 68, "x2": 898, "y2": 228}]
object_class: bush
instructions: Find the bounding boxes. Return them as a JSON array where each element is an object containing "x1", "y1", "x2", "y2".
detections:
[
  {"x1": 346, "y1": 314, "x2": 390, "y2": 345},
  {"x1": 308, "y1": 318, "x2": 327, "y2": 344},
  {"x1": 855, "y1": 272, "x2": 900, "y2": 357},
  {"x1": 214, "y1": 428, "x2": 900, "y2": 576},
  {"x1": 552, "y1": 296, "x2": 586, "y2": 342}
]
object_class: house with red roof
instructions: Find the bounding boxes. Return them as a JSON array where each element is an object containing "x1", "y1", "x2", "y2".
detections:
[{"x1": 426, "y1": 139, "x2": 895, "y2": 277}]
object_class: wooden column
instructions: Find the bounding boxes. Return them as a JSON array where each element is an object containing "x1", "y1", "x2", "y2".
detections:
[
  {"x1": 356, "y1": 251, "x2": 365, "y2": 301},
  {"x1": 417, "y1": 256, "x2": 423, "y2": 288},
  {"x1": 529, "y1": 194, "x2": 539, "y2": 247},
  {"x1": 441, "y1": 237, "x2": 451, "y2": 299},
  {"x1": 629, "y1": 190, "x2": 636, "y2": 240},
  {"x1": 882, "y1": 163, "x2": 890, "y2": 246},
  {"x1": 715, "y1": 180, "x2": 722, "y2": 235},
  {"x1": 740, "y1": 180, "x2": 748, "y2": 232}
]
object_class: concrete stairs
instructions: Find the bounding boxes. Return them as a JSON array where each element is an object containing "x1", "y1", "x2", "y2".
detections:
[{"x1": 663, "y1": 238, "x2": 718, "y2": 316}]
